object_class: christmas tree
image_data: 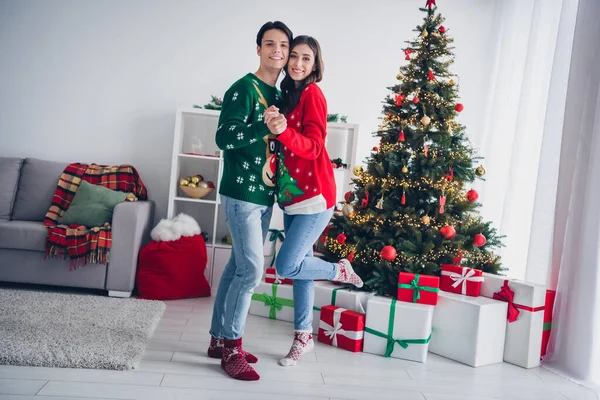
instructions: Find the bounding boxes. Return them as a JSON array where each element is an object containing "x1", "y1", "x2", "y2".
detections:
[
  {"x1": 323, "y1": 0, "x2": 504, "y2": 297},
  {"x1": 277, "y1": 150, "x2": 305, "y2": 205}
]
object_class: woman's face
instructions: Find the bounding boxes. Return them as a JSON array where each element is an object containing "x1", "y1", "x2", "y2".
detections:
[{"x1": 287, "y1": 44, "x2": 316, "y2": 83}]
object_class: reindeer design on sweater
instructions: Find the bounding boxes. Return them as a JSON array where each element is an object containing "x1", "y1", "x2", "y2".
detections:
[{"x1": 253, "y1": 82, "x2": 277, "y2": 188}]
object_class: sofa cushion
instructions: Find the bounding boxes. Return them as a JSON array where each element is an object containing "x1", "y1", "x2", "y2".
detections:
[
  {"x1": 0, "y1": 220, "x2": 47, "y2": 252},
  {"x1": 0, "y1": 157, "x2": 23, "y2": 220},
  {"x1": 59, "y1": 181, "x2": 128, "y2": 228},
  {"x1": 11, "y1": 158, "x2": 66, "y2": 222}
]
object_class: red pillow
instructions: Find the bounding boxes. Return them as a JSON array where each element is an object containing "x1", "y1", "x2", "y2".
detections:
[{"x1": 136, "y1": 234, "x2": 210, "y2": 300}]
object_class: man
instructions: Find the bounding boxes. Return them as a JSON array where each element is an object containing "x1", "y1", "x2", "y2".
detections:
[{"x1": 207, "y1": 21, "x2": 293, "y2": 381}]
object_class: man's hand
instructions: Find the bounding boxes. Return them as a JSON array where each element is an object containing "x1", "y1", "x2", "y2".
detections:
[
  {"x1": 267, "y1": 114, "x2": 287, "y2": 135},
  {"x1": 264, "y1": 105, "x2": 279, "y2": 125}
]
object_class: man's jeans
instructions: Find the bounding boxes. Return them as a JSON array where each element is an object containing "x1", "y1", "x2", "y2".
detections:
[{"x1": 209, "y1": 195, "x2": 272, "y2": 340}]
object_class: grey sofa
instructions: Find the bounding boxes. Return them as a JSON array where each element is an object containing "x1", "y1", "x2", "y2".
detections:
[{"x1": 0, "y1": 157, "x2": 154, "y2": 297}]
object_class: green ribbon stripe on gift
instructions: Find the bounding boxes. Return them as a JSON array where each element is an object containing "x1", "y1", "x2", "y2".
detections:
[
  {"x1": 312, "y1": 286, "x2": 350, "y2": 312},
  {"x1": 364, "y1": 298, "x2": 431, "y2": 357},
  {"x1": 251, "y1": 284, "x2": 294, "y2": 319},
  {"x1": 397, "y1": 273, "x2": 440, "y2": 303},
  {"x1": 267, "y1": 229, "x2": 285, "y2": 267},
  {"x1": 543, "y1": 321, "x2": 552, "y2": 331}
]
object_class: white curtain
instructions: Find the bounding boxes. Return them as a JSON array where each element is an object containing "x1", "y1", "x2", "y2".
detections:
[
  {"x1": 541, "y1": 0, "x2": 600, "y2": 391},
  {"x1": 475, "y1": 0, "x2": 578, "y2": 282}
]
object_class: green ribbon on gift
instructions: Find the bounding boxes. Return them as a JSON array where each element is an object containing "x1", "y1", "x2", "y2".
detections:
[
  {"x1": 267, "y1": 229, "x2": 285, "y2": 267},
  {"x1": 364, "y1": 298, "x2": 432, "y2": 357},
  {"x1": 312, "y1": 286, "x2": 351, "y2": 312},
  {"x1": 543, "y1": 321, "x2": 552, "y2": 331},
  {"x1": 251, "y1": 284, "x2": 294, "y2": 319},
  {"x1": 397, "y1": 273, "x2": 440, "y2": 303}
]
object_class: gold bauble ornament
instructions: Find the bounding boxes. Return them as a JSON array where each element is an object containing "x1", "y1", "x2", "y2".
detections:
[
  {"x1": 185, "y1": 176, "x2": 192, "y2": 182},
  {"x1": 191, "y1": 176, "x2": 200, "y2": 184},
  {"x1": 421, "y1": 115, "x2": 431, "y2": 126},
  {"x1": 180, "y1": 178, "x2": 189, "y2": 186},
  {"x1": 421, "y1": 215, "x2": 431, "y2": 225},
  {"x1": 353, "y1": 165, "x2": 364, "y2": 176},
  {"x1": 476, "y1": 165, "x2": 487, "y2": 177},
  {"x1": 187, "y1": 183, "x2": 197, "y2": 188},
  {"x1": 402, "y1": 166, "x2": 408, "y2": 174},
  {"x1": 342, "y1": 203, "x2": 355, "y2": 218},
  {"x1": 396, "y1": 73, "x2": 403, "y2": 80},
  {"x1": 422, "y1": 30, "x2": 428, "y2": 37},
  {"x1": 449, "y1": 79, "x2": 455, "y2": 85}
]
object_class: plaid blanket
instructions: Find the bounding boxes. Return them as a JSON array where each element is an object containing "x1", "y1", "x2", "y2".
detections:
[{"x1": 43, "y1": 163, "x2": 148, "y2": 269}]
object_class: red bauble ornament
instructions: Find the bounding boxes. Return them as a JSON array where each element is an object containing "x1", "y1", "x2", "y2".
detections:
[
  {"x1": 440, "y1": 225, "x2": 456, "y2": 239},
  {"x1": 373, "y1": 146, "x2": 378, "y2": 152},
  {"x1": 473, "y1": 234, "x2": 487, "y2": 247},
  {"x1": 398, "y1": 131, "x2": 405, "y2": 142},
  {"x1": 427, "y1": 70, "x2": 435, "y2": 80},
  {"x1": 347, "y1": 251, "x2": 355, "y2": 262},
  {"x1": 455, "y1": 103, "x2": 464, "y2": 112},
  {"x1": 336, "y1": 233, "x2": 347, "y2": 244},
  {"x1": 344, "y1": 191, "x2": 354, "y2": 202},
  {"x1": 439, "y1": 26, "x2": 446, "y2": 33},
  {"x1": 380, "y1": 245, "x2": 397, "y2": 261},
  {"x1": 207, "y1": 181, "x2": 215, "y2": 188},
  {"x1": 395, "y1": 93, "x2": 405, "y2": 106},
  {"x1": 466, "y1": 189, "x2": 479, "y2": 202},
  {"x1": 413, "y1": 97, "x2": 420, "y2": 104},
  {"x1": 386, "y1": 113, "x2": 392, "y2": 118},
  {"x1": 319, "y1": 235, "x2": 327, "y2": 243}
]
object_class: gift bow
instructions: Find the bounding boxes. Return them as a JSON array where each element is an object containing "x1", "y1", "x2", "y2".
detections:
[
  {"x1": 267, "y1": 229, "x2": 285, "y2": 267},
  {"x1": 397, "y1": 273, "x2": 440, "y2": 303},
  {"x1": 492, "y1": 279, "x2": 545, "y2": 322},
  {"x1": 251, "y1": 284, "x2": 294, "y2": 319},
  {"x1": 320, "y1": 307, "x2": 363, "y2": 347},
  {"x1": 441, "y1": 267, "x2": 484, "y2": 295},
  {"x1": 493, "y1": 280, "x2": 520, "y2": 323},
  {"x1": 364, "y1": 298, "x2": 431, "y2": 357}
]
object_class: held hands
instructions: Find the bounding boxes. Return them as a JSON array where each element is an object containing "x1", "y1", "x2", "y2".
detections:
[{"x1": 264, "y1": 105, "x2": 287, "y2": 135}]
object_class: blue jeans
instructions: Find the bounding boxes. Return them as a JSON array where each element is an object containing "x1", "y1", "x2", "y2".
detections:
[
  {"x1": 276, "y1": 208, "x2": 336, "y2": 331},
  {"x1": 209, "y1": 195, "x2": 272, "y2": 340}
]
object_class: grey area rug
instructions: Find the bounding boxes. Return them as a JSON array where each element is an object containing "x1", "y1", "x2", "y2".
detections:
[{"x1": 0, "y1": 288, "x2": 165, "y2": 370}]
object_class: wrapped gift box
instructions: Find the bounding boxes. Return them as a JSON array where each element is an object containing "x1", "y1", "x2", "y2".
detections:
[
  {"x1": 317, "y1": 305, "x2": 365, "y2": 352},
  {"x1": 429, "y1": 291, "x2": 507, "y2": 367},
  {"x1": 312, "y1": 281, "x2": 375, "y2": 334},
  {"x1": 541, "y1": 289, "x2": 556, "y2": 359},
  {"x1": 264, "y1": 267, "x2": 292, "y2": 285},
  {"x1": 480, "y1": 273, "x2": 546, "y2": 368},
  {"x1": 363, "y1": 296, "x2": 434, "y2": 362},
  {"x1": 440, "y1": 264, "x2": 484, "y2": 297},
  {"x1": 264, "y1": 228, "x2": 285, "y2": 258},
  {"x1": 397, "y1": 272, "x2": 440, "y2": 305},
  {"x1": 249, "y1": 282, "x2": 294, "y2": 323}
]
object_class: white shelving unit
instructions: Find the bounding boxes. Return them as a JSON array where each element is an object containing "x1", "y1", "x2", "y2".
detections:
[{"x1": 167, "y1": 106, "x2": 359, "y2": 291}]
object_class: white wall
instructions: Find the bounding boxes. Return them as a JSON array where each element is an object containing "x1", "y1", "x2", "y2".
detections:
[{"x1": 0, "y1": 0, "x2": 500, "y2": 223}]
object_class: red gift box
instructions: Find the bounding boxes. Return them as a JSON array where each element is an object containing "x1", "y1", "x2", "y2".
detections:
[
  {"x1": 397, "y1": 272, "x2": 440, "y2": 305},
  {"x1": 440, "y1": 264, "x2": 484, "y2": 297},
  {"x1": 265, "y1": 267, "x2": 293, "y2": 285},
  {"x1": 541, "y1": 289, "x2": 556, "y2": 359},
  {"x1": 318, "y1": 305, "x2": 365, "y2": 352}
]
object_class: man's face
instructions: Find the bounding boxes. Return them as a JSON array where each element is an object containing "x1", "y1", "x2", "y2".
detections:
[{"x1": 257, "y1": 29, "x2": 289, "y2": 72}]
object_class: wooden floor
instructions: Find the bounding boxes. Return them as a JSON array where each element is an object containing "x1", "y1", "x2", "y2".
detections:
[{"x1": 0, "y1": 295, "x2": 598, "y2": 400}]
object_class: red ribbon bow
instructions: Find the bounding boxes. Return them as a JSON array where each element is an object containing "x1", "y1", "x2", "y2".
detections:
[
  {"x1": 404, "y1": 49, "x2": 413, "y2": 60},
  {"x1": 426, "y1": 0, "x2": 436, "y2": 9},
  {"x1": 493, "y1": 280, "x2": 520, "y2": 323}
]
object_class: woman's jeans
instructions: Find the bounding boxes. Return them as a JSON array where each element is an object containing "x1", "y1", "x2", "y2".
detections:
[
  {"x1": 276, "y1": 207, "x2": 337, "y2": 331},
  {"x1": 209, "y1": 195, "x2": 272, "y2": 340}
]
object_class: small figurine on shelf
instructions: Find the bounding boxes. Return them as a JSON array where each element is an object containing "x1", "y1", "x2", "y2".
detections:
[
  {"x1": 330, "y1": 158, "x2": 348, "y2": 169},
  {"x1": 327, "y1": 113, "x2": 349, "y2": 123},
  {"x1": 221, "y1": 234, "x2": 232, "y2": 245}
]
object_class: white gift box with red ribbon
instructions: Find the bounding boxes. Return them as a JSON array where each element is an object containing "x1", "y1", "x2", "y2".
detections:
[
  {"x1": 264, "y1": 267, "x2": 292, "y2": 285},
  {"x1": 429, "y1": 291, "x2": 508, "y2": 367},
  {"x1": 480, "y1": 273, "x2": 546, "y2": 368}
]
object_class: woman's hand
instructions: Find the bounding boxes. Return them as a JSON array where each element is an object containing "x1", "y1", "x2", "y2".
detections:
[{"x1": 267, "y1": 114, "x2": 287, "y2": 135}]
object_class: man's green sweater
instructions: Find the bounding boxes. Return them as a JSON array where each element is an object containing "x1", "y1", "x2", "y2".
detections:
[{"x1": 216, "y1": 73, "x2": 281, "y2": 206}]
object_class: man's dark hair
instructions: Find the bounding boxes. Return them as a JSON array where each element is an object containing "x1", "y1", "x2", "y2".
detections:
[{"x1": 256, "y1": 21, "x2": 293, "y2": 47}]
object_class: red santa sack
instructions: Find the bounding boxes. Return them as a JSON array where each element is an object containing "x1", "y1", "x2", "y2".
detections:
[{"x1": 136, "y1": 213, "x2": 210, "y2": 300}]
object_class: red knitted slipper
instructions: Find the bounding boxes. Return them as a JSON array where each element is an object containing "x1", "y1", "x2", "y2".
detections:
[
  {"x1": 207, "y1": 336, "x2": 258, "y2": 363},
  {"x1": 221, "y1": 338, "x2": 260, "y2": 381}
]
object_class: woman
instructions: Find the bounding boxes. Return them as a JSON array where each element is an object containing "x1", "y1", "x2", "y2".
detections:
[{"x1": 264, "y1": 36, "x2": 363, "y2": 367}]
